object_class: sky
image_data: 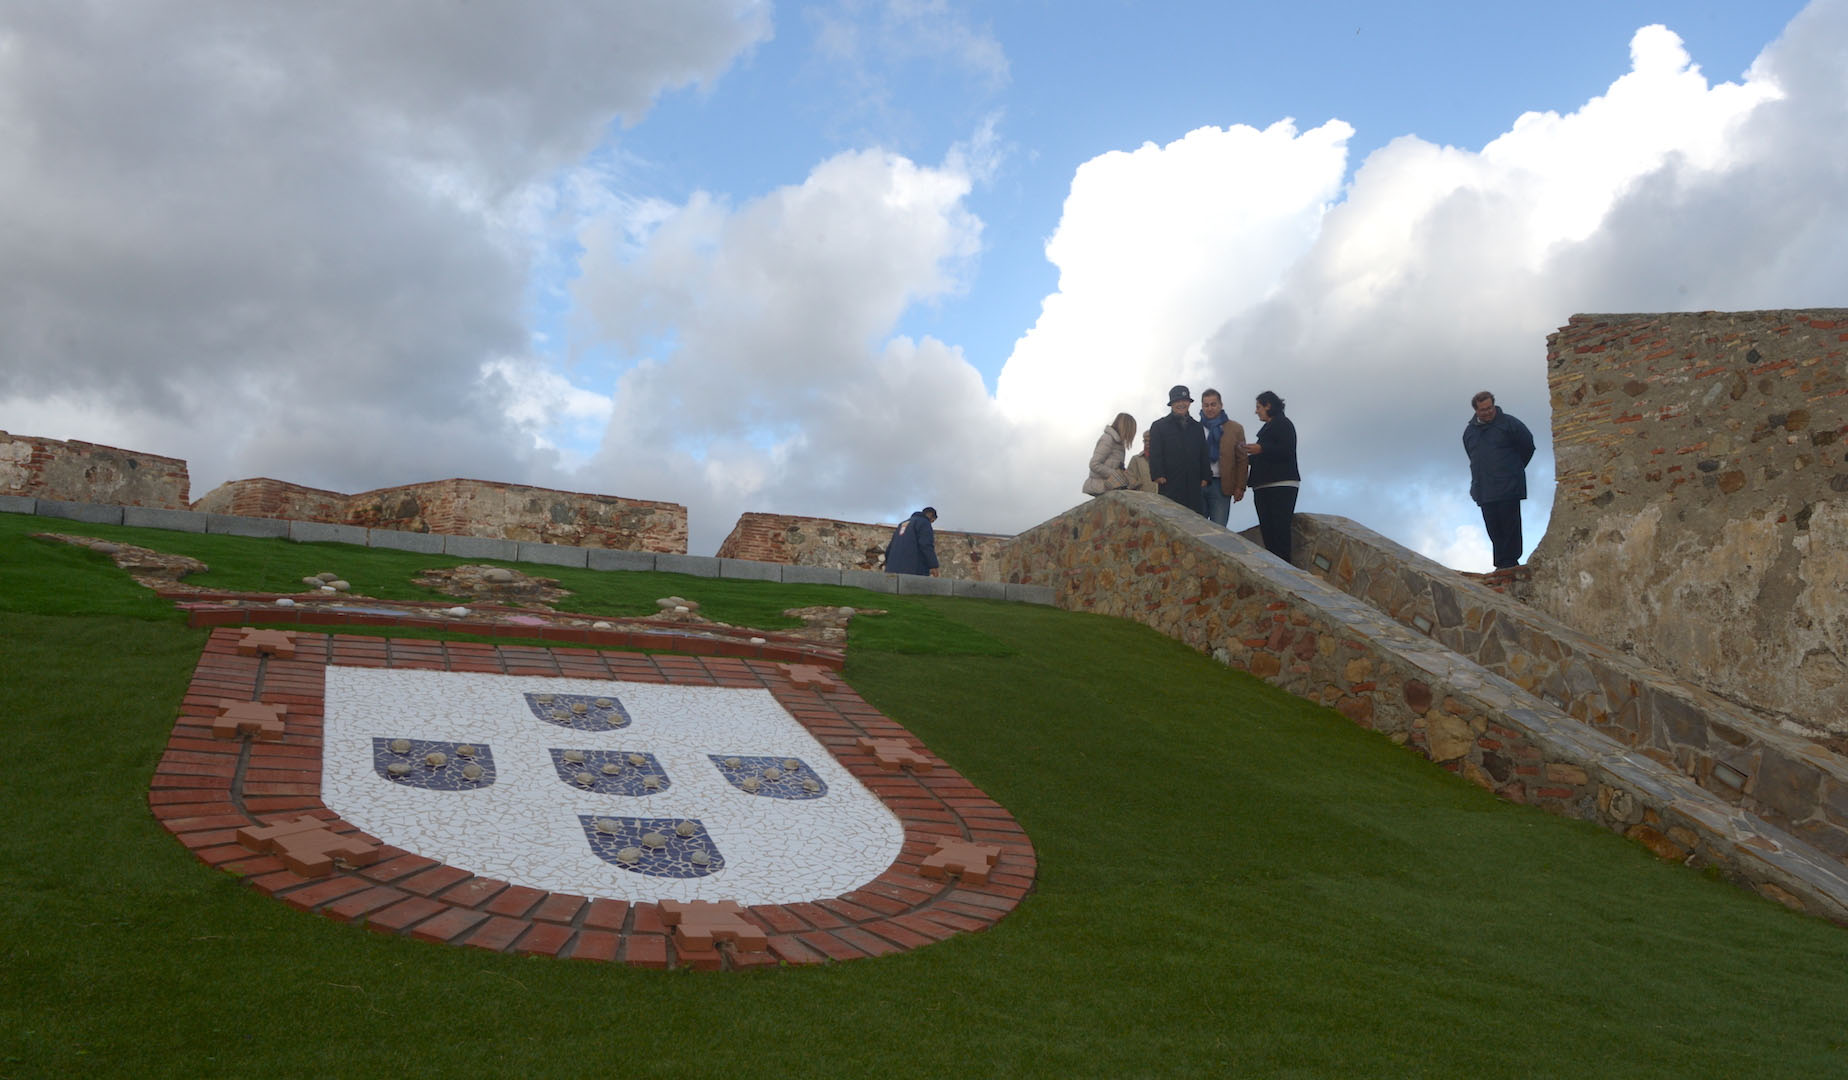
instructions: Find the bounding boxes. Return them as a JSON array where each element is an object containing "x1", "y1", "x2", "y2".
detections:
[{"x1": 1, "y1": 0, "x2": 1840, "y2": 563}]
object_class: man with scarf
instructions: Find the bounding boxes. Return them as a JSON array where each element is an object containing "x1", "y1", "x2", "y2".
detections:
[
  {"x1": 1149, "y1": 385, "x2": 1211, "y2": 515},
  {"x1": 1198, "y1": 388, "x2": 1249, "y2": 526}
]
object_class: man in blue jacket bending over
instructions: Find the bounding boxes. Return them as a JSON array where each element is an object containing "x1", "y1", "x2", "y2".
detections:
[
  {"x1": 1463, "y1": 390, "x2": 1536, "y2": 573},
  {"x1": 884, "y1": 506, "x2": 940, "y2": 576}
]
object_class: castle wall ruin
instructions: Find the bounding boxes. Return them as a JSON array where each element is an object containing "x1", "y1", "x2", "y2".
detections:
[
  {"x1": 1526, "y1": 310, "x2": 1848, "y2": 733},
  {"x1": 0, "y1": 431, "x2": 190, "y2": 508},
  {"x1": 715, "y1": 511, "x2": 1011, "y2": 581},
  {"x1": 192, "y1": 476, "x2": 688, "y2": 553}
]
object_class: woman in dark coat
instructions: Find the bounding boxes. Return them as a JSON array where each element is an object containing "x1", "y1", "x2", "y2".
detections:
[{"x1": 1241, "y1": 390, "x2": 1299, "y2": 563}]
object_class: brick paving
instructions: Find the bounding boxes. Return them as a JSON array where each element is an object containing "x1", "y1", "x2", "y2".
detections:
[{"x1": 152, "y1": 624, "x2": 1035, "y2": 970}]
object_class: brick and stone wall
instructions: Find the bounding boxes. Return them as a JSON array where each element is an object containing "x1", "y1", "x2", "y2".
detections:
[
  {"x1": 0, "y1": 431, "x2": 190, "y2": 508},
  {"x1": 193, "y1": 477, "x2": 688, "y2": 553},
  {"x1": 1526, "y1": 310, "x2": 1848, "y2": 731},
  {"x1": 998, "y1": 490, "x2": 1848, "y2": 921},
  {"x1": 716, "y1": 511, "x2": 1010, "y2": 581},
  {"x1": 190, "y1": 477, "x2": 348, "y2": 522}
]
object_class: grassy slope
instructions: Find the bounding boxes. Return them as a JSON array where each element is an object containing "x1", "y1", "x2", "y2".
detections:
[{"x1": 2, "y1": 517, "x2": 1846, "y2": 1078}]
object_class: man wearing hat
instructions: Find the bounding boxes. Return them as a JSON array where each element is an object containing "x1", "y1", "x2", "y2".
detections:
[{"x1": 1148, "y1": 385, "x2": 1211, "y2": 515}]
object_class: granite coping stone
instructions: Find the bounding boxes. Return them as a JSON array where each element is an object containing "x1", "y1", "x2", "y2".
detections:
[
  {"x1": 366, "y1": 528, "x2": 446, "y2": 554},
  {"x1": 896, "y1": 575, "x2": 955, "y2": 596},
  {"x1": 34, "y1": 499, "x2": 124, "y2": 525},
  {"x1": 780, "y1": 565, "x2": 843, "y2": 586},
  {"x1": 0, "y1": 494, "x2": 34, "y2": 515},
  {"x1": 290, "y1": 521, "x2": 370, "y2": 546},
  {"x1": 840, "y1": 570, "x2": 898, "y2": 594},
  {"x1": 719, "y1": 558, "x2": 784, "y2": 582},
  {"x1": 516, "y1": 541, "x2": 589, "y2": 569},
  {"x1": 203, "y1": 513, "x2": 289, "y2": 539},
  {"x1": 657, "y1": 554, "x2": 721, "y2": 578},
  {"x1": 124, "y1": 506, "x2": 207, "y2": 533},
  {"x1": 950, "y1": 579, "x2": 1008, "y2": 600},
  {"x1": 444, "y1": 535, "x2": 518, "y2": 561},
  {"x1": 588, "y1": 549, "x2": 658, "y2": 572},
  {"x1": 1005, "y1": 583, "x2": 1056, "y2": 606}
]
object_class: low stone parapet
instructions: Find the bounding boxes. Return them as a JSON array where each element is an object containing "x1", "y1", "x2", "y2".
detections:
[
  {"x1": 1289, "y1": 513, "x2": 1848, "y2": 867},
  {"x1": 999, "y1": 491, "x2": 1848, "y2": 921}
]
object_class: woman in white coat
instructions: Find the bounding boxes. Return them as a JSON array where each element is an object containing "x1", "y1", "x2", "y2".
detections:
[{"x1": 1082, "y1": 413, "x2": 1138, "y2": 496}]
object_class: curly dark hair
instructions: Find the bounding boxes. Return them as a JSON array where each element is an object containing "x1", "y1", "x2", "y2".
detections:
[{"x1": 1255, "y1": 390, "x2": 1286, "y2": 417}]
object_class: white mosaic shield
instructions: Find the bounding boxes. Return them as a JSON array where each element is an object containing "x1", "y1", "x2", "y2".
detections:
[{"x1": 320, "y1": 666, "x2": 907, "y2": 905}]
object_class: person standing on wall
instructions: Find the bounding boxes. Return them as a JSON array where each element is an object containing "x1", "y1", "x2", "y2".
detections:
[
  {"x1": 1149, "y1": 385, "x2": 1210, "y2": 515},
  {"x1": 883, "y1": 506, "x2": 940, "y2": 577},
  {"x1": 1199, "y1": 388, "x2": 1249, "y2": 526},
  {"x1": 1082, "y1": 412, "x2": 1138, "y2": 497},
  {"x1": 1462, "y1": 390, "x2": 1536, "y2": 573},
  {"x1": 1128, "y1": 430, "x2": 1158, "y2": 492},
  {"x1": 1242, "y1": 390, "x2": 1299, "y2": 563}
]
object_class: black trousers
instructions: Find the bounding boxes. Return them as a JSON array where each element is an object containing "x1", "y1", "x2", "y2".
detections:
[
  {"x1": 1480, "y1": 499, "x2": 1523, "y2": 568},
  {"x1": 1253, "y1": 485, "x2": 1298, "y2": 564}
]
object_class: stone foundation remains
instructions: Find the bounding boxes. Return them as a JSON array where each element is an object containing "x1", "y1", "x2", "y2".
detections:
[
  {"x1": 0, "y1": 431, "x2": 190, "y2": 508},
  {"x1": 715, "y1": 511, "x2": 1010, "y2": 581},
  {"x1": 1527, "y1": 310, "x2": 1848, "y2": 732}
]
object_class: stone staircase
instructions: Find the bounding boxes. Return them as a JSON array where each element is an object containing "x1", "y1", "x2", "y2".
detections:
[{"x1": 1000, "y1": 491, "x2": 1848, "y2": 922}]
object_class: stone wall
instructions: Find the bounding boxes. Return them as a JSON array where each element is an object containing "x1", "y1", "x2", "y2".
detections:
[
  {"x1": 0, "y1": 431, "x2": 190, "y2": 508},
  {"x1": 998, "y1": 491, "x2": 1848, "y2": 921},
  {"x1": 190, "y1": 477, "x2": 347, "y2": 522},
  {"x1": 1291, "y1": 513, "x2": 1848, "y2": 866},
  {"x1": 193, "y1": 477, "x2": 688, "y2": 553},
  {"x1": 715, "y1": 511, "x2": 1011, "y2": 581},
  {"x1": 1527, "y1": 310, "x2": 1848, "y2": 731}
]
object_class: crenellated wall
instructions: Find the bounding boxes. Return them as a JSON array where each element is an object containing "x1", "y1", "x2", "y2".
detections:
[
  {"x1": 1527, "y1": 310, "x2": 1848, "y2": 732},
  {"x1": 0, "y1": 431, "x2": 190, "y2": 508},
  {"x1": 715, "y1": 511, "x2": 1010, "y2": 581}
]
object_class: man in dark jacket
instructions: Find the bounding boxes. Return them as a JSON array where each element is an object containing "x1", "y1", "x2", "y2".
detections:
[
  {"x1": 1149, "y1": 385, "x2": 1210, "y2": 515},
  {"x1": 884, "y1": 507, "x2": 939, "y2": 576},
  {"x1": 1462, "y1": 391, "x2": 1536, "y2": 571}
]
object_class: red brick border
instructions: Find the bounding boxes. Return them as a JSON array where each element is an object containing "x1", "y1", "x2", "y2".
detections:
[{"x1": 153, "y1": 626, "x2": 1035, "y2": 970}]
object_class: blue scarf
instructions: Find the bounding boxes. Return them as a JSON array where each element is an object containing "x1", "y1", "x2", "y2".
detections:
[{"x1": 1201, "y1": 411, "x2": 1229, "y2": 464}]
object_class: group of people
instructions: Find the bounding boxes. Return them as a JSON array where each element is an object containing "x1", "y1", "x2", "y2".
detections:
[
  {"x1": 1086, "y1": 386, "x2": 1535, "y2": 572},
  {"x1": 1084, "y1": 385, "x2": 1301, "y2": 561}
]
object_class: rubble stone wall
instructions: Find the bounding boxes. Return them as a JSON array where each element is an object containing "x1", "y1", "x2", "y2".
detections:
[
  {"x1": 997, "y1": 490, "x2": 1848, "y2": 921},
  {"x1": 191, "y1": 477, "x2": 348, "y2": 521},
  {"x1": 715, "y1": 511, "x2": 1010, "y2": 581},
  {"x1": 0, "y1": 431, "x2": 190, "y2": 508},
  {"x1": 192, "y1": 476, "x2": 688, "y2": 553},
  {"x1": 1291, "y1": 513, "x2": 1848, "y2": 865},
  {"x1": 1527, "y1": 310, "x2": 1848, "y2": 730}
]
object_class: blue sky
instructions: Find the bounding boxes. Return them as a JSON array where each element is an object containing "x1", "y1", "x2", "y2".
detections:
[
  {"x1": 587, "y1": 1, "x2": 1804, "y2": 388},
  {"x1": 0, "y1": 0, "x2": 1839, "y2": 561}
]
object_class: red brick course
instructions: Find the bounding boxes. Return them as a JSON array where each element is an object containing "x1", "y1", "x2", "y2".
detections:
[{"x1": 152, "y1": 621, "x2": 1036, "y2": 970}]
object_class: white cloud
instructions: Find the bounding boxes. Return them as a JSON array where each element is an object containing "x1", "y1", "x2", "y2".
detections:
[{"x1": 0, "y1": 0, "x2": 768, "y2": 494}]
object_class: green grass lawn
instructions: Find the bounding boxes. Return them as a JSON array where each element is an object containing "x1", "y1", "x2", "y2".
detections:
[{"x1": 4, "y1": 516, "x2": 1848, "y2": 1078}]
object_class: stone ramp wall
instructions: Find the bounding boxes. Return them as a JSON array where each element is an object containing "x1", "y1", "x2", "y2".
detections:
[
  {"x1": 194, "y1": 477, "x2": 688, "y2": 553},
  {"x1": 715, "y1": 511, "x2": 1010, "y2": 581},
  {"x1": 1529, "y1": 310, "x2": 1848, "y2": 730},
  {"x1": 1290, "y1": 512, "x2": 1848, "y2": 868},
  {"x1": 999, "y1": 491, "x2": 1848, "y2": 922},
  {"x1": 0, "y1": 431, "x2": 190, "y2": 508}
]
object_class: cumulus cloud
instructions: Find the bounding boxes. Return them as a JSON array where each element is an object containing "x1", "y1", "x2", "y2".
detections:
[
  {"x1": 569, "y1": 146, "x2": 1001, "y2": 549},
  {"x1": 561, "y1": 8, "x2": 1846, "y2": 561},
  {"x1": 0, "y1": 0, "x2": 768, "y2": 493}
]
